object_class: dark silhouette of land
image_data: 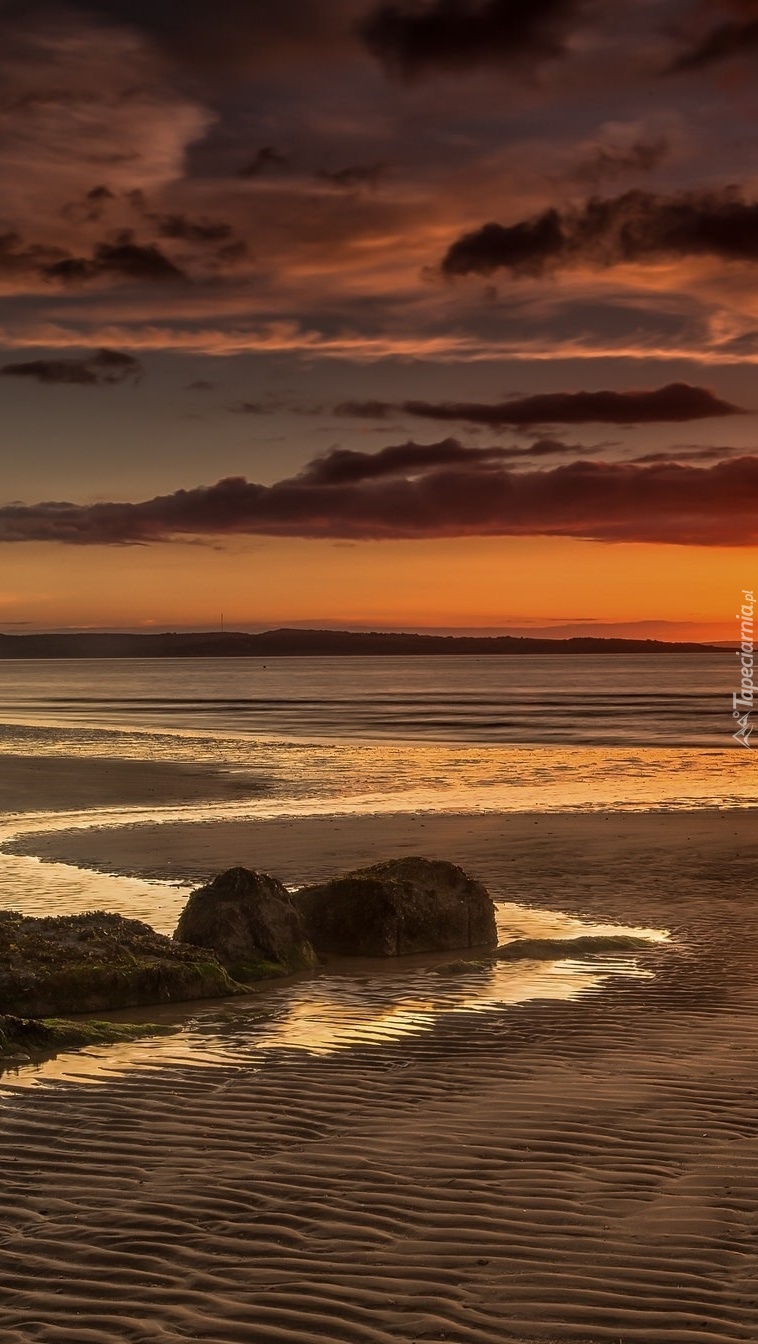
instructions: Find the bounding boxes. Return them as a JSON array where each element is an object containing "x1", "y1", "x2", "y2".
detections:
[{"x1": 0, "y1": 629, "x2": 725, "y2": 657}]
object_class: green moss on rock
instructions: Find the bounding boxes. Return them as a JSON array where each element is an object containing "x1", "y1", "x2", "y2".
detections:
[
  {"x1": 174, "y1": 867, "x2": 317, "y2": 979},
  {"x1": 0, "y1": 1013, "x2": 175, "y2": 1062},
  {"x1": 0, "y1": 909, "x2": 251, "y2": 1017},
  {"x1": 496, "y1": 933, "x2": 655, "y2": 961}
]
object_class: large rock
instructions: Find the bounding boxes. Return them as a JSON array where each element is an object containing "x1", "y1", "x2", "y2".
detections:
[
  {"x1": 294, "y1": 856, "x2": 497, "y2": 957},
  {"x1": 0, "y1": 909, "x2": 247, "y2": 1018},
  {"x1": 174, "y1": 867, "x2": 317, "y2": 980}
]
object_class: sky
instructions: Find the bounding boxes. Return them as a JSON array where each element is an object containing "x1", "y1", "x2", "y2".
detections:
[{"x1": 0, "y1": 0, "x2": 757, "y2": 638}]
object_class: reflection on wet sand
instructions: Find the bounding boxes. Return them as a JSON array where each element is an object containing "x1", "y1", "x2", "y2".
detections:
[
  {"x1": 1, "y1": 899, "x2": 668, "y2": 1089},
  {"x1": 0, "y1": 849, "x2": 191, "y2": 932}
]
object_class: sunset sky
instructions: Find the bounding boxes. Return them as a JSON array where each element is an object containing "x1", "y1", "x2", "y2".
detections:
[{"x1": 1, "y1": 0, "x2": 757, "y2": 638}]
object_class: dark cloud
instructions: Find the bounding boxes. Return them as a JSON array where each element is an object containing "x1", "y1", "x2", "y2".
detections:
[
  {"x1": 317, "y1": 162, "x2": 387, "y2": 190},
  {"x1": 0, "y1": 231, "x2": 68, "y2": 279},
  {"x1": 0, "y1": 226, "x2": 186, "y2": 288},
  {"x1": 239, "y1": 147, "x2": 291, "y2": 179},
  {"x1": 0, "y1": 349, "x2": 143, "y2": 386},
  {"x1": 61, "y1": 185, "x2": 116, "y2": 225},
  {"x1": 404, "y1": 384, "x2": 742, "y2": 425},
  {"x1": 145, "y1": 213, "x2": 234, "y2": 246},
  {"x1": 517, "y1": 436, "x2": 599, "y2": 456},
  {"x1": 3, "y1": 447, "x2": 757, "y2": 546},
  {"x1": 229, "y1": 401, "x2": 268, "y2": 414},
  {"x1": 441, "y1": 189, "x2": 758, "y2": 277},
  {"x1": 186, "y1": 380, "x2": 217, "y2": 392},
  {"x1": 334, "y1": 399, "x2": 395, "y2": 418},
  {"x1": 301, "y1": 438, "x2": 495, "y2": 483},
  {"x1": 228, "y1": 398, "x2": 331, "y2": 415},
  {"x1": 443, "y1": 212, "x2": 565, "y2": 277},
  {"x1": 300, "y1": 436, "x2": 590, "y2": 484},
  {"x1": 570, "y1": 138, "x2": 669, "y2": 187},
  {"x1": 67, "y1": 0, "x2": 362, "y2": 73},
  {"x1": 3, "y1": 186, "x2": 244, "y2": 292},
  {"x1": 671, "y1": 1, "x2": 758, "y2": 71},
  {"x1": 149, "y1": 213, "x2": 246, "y2": 266},
  {"x1": 359, "y1": 0, "x2": 587, "y2": 79},
  {"x1": 45, "y1": 235, "x2": 186, "y2": 285},
  {"x1": 332, "y1": 384, "x2": 741, "y2": 425}
]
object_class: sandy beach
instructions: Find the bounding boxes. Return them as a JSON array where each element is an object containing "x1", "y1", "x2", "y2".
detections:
[
  {"x1": 0, "y1": 755, "x2": 265, "y2": 816},
  {"x1": 3, "y1": 761, "x2": 758, "y2": 1342}
]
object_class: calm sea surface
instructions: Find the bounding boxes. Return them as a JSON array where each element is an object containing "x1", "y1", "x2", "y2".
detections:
[{"x1": 0, "y1": 653, "x2": 754, "y2": 815}]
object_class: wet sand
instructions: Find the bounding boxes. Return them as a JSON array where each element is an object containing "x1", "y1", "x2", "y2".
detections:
[
  {"x1": 0, "y1": 755, "x2": 263, "y2": 815},
  {"x1": 4, "y1": 780, "x2": 758, "y2": 1341},
  {"x1": 8, "y1": 803, "x2": 755, "y2": 933}
]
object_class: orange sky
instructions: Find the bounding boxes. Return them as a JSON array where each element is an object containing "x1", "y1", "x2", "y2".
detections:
[{"x1": 1, "y1": 533, "x2": 749, "y2": 640}]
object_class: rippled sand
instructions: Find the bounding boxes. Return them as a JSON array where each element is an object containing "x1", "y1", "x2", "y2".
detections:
[{"x1": 3, "y1": 807, "x2": 758, "y2": 1342}]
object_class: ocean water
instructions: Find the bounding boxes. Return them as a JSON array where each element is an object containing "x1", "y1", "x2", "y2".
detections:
[
  {"x1": 0, "y1": 652, "x2": 741, "y2": 745},
  {"x1": 0, "y1": 653, "x2": 754, "y2": 817}
]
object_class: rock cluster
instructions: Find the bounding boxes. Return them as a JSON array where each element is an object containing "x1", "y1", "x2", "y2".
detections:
[{"x1": 1, "y1": 857, "x2": 499, "y2": 1024}]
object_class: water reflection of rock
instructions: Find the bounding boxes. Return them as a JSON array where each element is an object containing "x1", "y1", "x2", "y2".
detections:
[{"x1": 2, "y1": 901, "x2": 667, "y2": 1089}]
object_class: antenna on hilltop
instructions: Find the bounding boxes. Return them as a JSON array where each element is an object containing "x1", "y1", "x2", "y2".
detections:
[{"x1": 220, "y1": 611, "x2": 224, "y2": 634}]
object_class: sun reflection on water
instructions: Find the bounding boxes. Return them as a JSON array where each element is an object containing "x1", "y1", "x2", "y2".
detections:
[{"x1": 1, "y1": 896, "x2": 667, "y2": 1090}]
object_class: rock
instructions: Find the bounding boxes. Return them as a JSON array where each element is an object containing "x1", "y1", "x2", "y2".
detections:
[
  {"x1": 174, "y1": 867, "x2": 317, "y2": 980},
  {"x1": 496, "y1": 934, "x2": 655, "y2": 961},
  {"x1": 294, "y1": 856, "x2": 497, "y2": 957},
  {"x1": 0, "y1": 909, "x2": 248, "y2": 1018},
  {"x1": 432, "y1": 959, "x2": 491, "y2": 975},
  {"x1": 0, "y1": 1014, "x2": 176, "y2": 1065}
]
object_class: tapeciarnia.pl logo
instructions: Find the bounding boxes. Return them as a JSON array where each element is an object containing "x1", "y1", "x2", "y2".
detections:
[{"x1": 733, "y1": 589, "x2": 755, "y2": 748}]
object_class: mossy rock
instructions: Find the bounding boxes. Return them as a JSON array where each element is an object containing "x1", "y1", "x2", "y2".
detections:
[
  {"x1": 0, "y1": 909, "x2": 251, "y2": 1017},
  {"x1": 295, "y1": 856, "x2": 498, "y2": 958},
  {"x1": 496, "y1": 934, "x2": 656, "y2": 961},
  {"x1": 0, "y1": 1013, "x2": 176, "y2": 1063},
  {"x1": 174, "y1": 868, "x2": 317, "y2": 980},
  {"x1": 432, "y1": 959, "x2": 491, "y2": 975}
]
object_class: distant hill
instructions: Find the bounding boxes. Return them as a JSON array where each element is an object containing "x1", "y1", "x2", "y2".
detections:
[{"x1": 0, "y1": 629, "x2": 726, "y2": 658}]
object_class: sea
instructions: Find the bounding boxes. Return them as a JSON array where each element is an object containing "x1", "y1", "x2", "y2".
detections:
[
  {"x1": 0, "y1": 652, "x2": 754, "y2": 815},
  {"x1": 0, "y1": 652, "x2": 753, "y2": 1082}
]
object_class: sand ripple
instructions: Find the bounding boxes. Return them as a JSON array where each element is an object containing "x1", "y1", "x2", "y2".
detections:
[
  {"x1": 4, "y1": 971, "x2": 758, "y2": 1343},
  {"x1": 2, "y1": 810, "x2": 758, "y2": 1343}
]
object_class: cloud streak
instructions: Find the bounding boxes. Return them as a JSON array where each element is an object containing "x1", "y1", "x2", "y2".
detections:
[
  {"x1": 2, "y1": 445, "x2": 757, "y2": 546},
  {"x1": 0, "y1": 349, "x2": 143, "y2": 386},
  {"x1": 300, "y1": 436, "x2": 597, "y2": 483},
  {"x1": 333, "y1": 384, "x2": 742, "y2": 425}
]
